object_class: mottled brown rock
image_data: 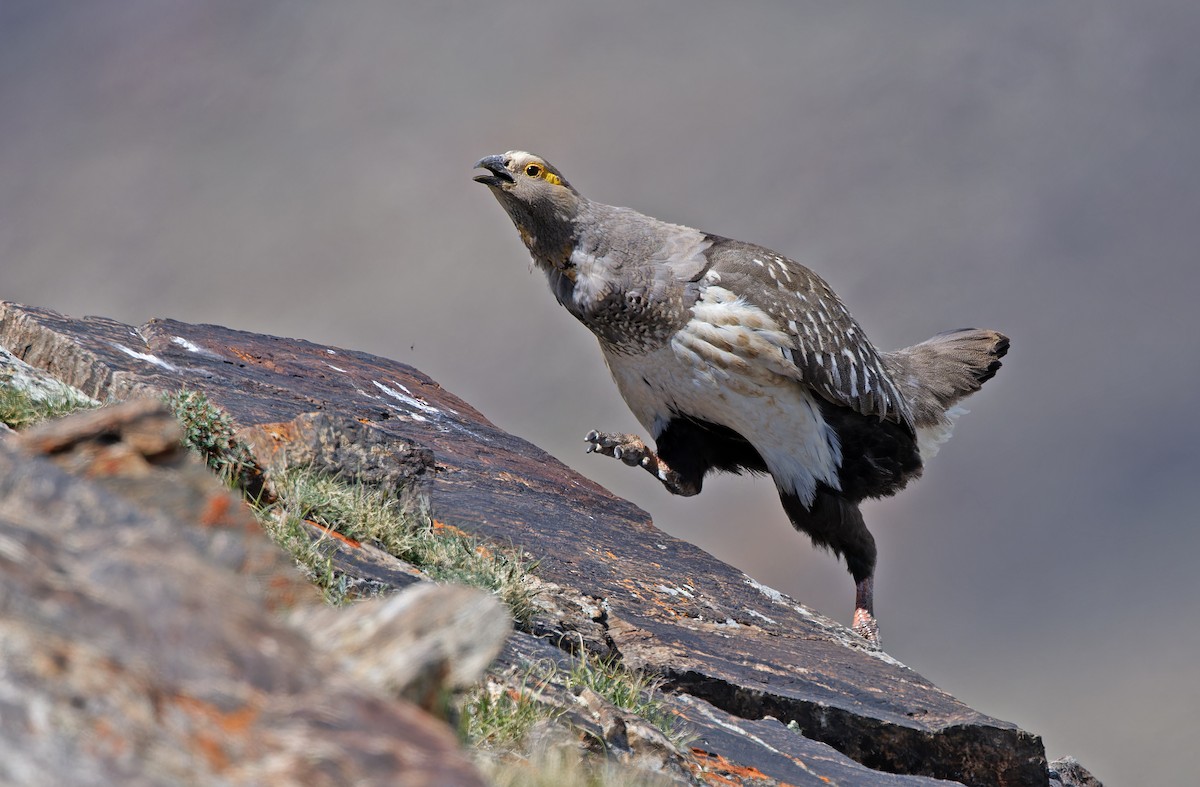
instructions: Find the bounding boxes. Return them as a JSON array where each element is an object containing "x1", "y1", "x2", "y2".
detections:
[
  {"x1": 17, "y1": 396, "x2": 177, "y2": 458},
  {"x1": 0, "y1": 405, "x2": 487, "y2": 786},
  {"x1": 293, "y1": 582, "x2": 512, "y2": 710},
  {"x1": 237, "y1": 410, "x2": 434, "y2": 498},
  {"x1": 0, "y1": 301, "x2": 1050, "y2": 786},
  {"x1": 523, "y1": 577, "x2": 616, "y2": 660},
  {"x1": 15, "y1": 398, "x2": 318, "y2": 611}
]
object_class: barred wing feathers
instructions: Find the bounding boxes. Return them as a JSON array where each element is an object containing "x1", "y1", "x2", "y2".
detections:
[{"x1": 696, "y1": 237, "x2": 914, "y2": 429}]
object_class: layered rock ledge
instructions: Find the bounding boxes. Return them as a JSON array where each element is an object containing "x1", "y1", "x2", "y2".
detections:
[{"x1": 1, "y1": 302, "x2": 1097, "y2": 786}]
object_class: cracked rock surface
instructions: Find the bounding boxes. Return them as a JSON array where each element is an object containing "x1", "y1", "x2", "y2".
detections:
[
  {"x1": 0, "y1": 399, "x2": 488, "y2": 785},
  {"x1": 0, "y1": 302, "x2": 1076, "y2": 786}
]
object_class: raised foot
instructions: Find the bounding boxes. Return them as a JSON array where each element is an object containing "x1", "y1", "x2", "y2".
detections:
[
  {"x1": 584, "y1": 430, "x2": 652, "y2": 467},
  {"x1": 584, "y1": 429, "x2": 699, "y2": 497}
]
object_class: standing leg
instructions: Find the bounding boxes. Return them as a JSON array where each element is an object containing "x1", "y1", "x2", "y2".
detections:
[{"x1": 780, "y1": 487, "x2": 881, "y2": 645}]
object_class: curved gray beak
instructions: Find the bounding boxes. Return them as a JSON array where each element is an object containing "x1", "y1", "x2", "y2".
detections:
[{"x1": 473, "y1": 155, "x2": 514, "y2": 187}]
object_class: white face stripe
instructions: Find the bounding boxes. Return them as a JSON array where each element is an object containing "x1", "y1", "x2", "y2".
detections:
[{"x1": 504, "y1": 150, "x2": 540, "y2": 168}]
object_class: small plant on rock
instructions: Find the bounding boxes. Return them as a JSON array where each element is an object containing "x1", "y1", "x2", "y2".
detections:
[{"x1": 164, "y1": 389, "x2": 257, "y2": 484}]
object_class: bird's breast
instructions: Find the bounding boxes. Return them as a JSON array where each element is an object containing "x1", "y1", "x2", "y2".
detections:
[{"x1": 551, "y1": 249, "x2": 692, "y2": 355}]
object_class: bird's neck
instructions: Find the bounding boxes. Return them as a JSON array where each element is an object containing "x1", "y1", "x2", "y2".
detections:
[{"x1": 521, "y1": 212, "x2": 581, "y2": 277}]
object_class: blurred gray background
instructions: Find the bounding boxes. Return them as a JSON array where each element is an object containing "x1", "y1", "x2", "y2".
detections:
[{"x1": 4, "y1": 2, "x2": 1198, "y2": 783}]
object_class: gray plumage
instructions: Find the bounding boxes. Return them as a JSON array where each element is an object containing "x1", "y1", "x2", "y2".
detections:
[{"x1": 475, "y1": 150, "x2": 1008, "y2": 644}]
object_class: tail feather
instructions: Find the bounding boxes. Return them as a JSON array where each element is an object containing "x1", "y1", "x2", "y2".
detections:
[{"x1": 884, "y1": 328, "x2": 1009, "y2": 458}]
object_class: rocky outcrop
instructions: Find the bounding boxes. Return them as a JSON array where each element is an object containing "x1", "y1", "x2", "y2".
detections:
[
  {"x1": 1048, "y1": 757, "x2": 1104, "y2": 787},
  {"x1": 0, "y1": 302, "x2": 1094, "y2": 786},
  {"x1": 0, "y1": 397, "x2": 491, "y2": 786}
]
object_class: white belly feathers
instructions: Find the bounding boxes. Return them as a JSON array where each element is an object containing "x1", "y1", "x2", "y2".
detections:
[{"x1": 601, "y1": 286, "x2": 843, "y2": 506}]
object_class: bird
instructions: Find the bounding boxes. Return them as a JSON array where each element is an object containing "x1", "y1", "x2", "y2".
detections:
[{"x1": 474, "y1": 150, "x2": 1008, "y2": 644}]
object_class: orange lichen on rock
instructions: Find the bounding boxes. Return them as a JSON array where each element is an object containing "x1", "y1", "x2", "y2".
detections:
[
  {"x1": 431, "y1": 519, "x2": 470, "y2": 538},
  {"x1": 171, "y1": 694, "x2": 262, "y2": 772},
  {"x1": 689, "y1": 749, "x2": 784, "y2": 786},
  {"x1": 304, "y1": 519, "x2": 362, "y2": 547}
]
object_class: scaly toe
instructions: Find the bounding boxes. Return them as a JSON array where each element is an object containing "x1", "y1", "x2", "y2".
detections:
[
  {"x1": 852, "y1": 608, "x2": 881, "y2": 646},
  {"x1": 617, "y1": 446, "x2": 644, "y2": 466}
]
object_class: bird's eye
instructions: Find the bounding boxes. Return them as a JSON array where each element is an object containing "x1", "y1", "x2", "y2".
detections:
[{"x1": 525, "y1": 164, "x2": 542, "y2": 177}]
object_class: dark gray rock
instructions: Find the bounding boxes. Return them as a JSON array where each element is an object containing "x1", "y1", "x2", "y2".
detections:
[
  {"x1": 0, "y1": 343, "x2": 98, "y2": 408},
  {"x1": 0, "y1": 301, "x2": 1059, "y2": 786},
  {"x1": 236, "y1": 410, "x2": 434, "y2": 499},
  {"x1": 499, "y1": 632, "x2": 968, "y2": 786},
  {"x1": 0, "y1": 400, "x2": 487, "y2": 786},
  {"x1": 1048, "y1": 757, "x2": 1104, "y2": 787}
]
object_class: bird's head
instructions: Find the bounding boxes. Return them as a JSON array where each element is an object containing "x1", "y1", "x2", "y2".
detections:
[{"x1": 474, "y1": 151, "x2": 581, "y2": 263}]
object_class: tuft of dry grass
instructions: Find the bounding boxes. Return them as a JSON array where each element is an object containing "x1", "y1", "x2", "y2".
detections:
[
  {"x1": 0, "y1": 385, "x2": 96, "y2": 430},
  {"x1": 459, "y1": 663, "x2": 563, "y2": 751},
  {"x1": 165, "y1": 389, "x2": 538, "y2": 619},
  {"x1": 480, "y1": 747, "x2": 681, "y2": 787},
  {"x1": 567, "y1": 656, "x2": 693, "y2": 750},
  {"x1": 261, "y1": 468, "x2": 539, "y2": 618}
]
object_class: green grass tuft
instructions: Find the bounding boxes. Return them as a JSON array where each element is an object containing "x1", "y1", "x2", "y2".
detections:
[
  {"x1": 0, "y1": 385, "x2": 96, "y2": 429},
  {"x1": 263, "y1": 468, "x2": 539, "y2": 619},
  {"x1": 459, "y1": 664, "x2": 562, "y2": 751},
  {"x1": 163, "y1": 389, "x2": 537, "y2": 620},
  {"x1": 567, "y1": 655, "x2": 692, "y2": 749},
  {"x1": 462, "y1": 660, "x2": 685, "y2": 787}
]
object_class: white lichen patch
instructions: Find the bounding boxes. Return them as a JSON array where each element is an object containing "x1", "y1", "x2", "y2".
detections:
[
  {"x1": 170, "y1": 336, "x2": 224, "y2": 360},
  {"x1": 741, "y1": 575, "x2": 908, "y2": 666},
  {"x1": 372, "y1": 380, "x2": 441, "y2": 416},
  {"x1": 655, "y1": 584, "x2": 695, "y2": 599},
  {"x1": 743, "y1": 576, "x2": 790, "y2": 607},
  {"x1": 745, "y1": 608, "x2": 778, "y2": 625},
  {"x1": 170, "y1": 336, "x2": 203, "y2": 353},
  {"x1": 110, "y1": 343, "x2": 177, "y2": 372}
]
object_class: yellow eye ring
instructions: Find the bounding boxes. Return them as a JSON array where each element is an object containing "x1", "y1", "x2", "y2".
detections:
[{"x1": 525, "y1": 164, "x2": 542, "y2": 177}]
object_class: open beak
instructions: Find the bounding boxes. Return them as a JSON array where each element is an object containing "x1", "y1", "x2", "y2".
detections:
[{"x1": 473, "y1": 155, "x2": 515, "y2": 187}]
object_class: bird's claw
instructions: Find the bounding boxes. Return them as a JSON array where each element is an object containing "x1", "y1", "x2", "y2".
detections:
[
  {"x1": 585, "y1": 430, "x2": 648, "y2": 466},
  {"x1": 852, "y1": 608, "x2": 881, "y2": 648},
  {"x1": 585, "y1": 429, "x2": 699, "y2": 497}
]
